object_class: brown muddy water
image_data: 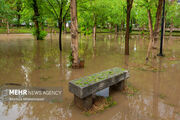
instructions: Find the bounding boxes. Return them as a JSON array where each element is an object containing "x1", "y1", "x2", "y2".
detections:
[{"x1": 0, "y1": 33, "x2": 180, "y2": 120}]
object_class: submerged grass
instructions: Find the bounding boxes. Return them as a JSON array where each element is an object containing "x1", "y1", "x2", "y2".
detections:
[
  {"x1": 175, "y1": 111, "x2": 180, "y2": 115},
  {"x1": 129, "y1": 62, "x2": 166, "y2": 72},
  {"x1": 158, "y1": 93, "x2": 167, "y2": 99},
  {"x1": 122, "y1": 82, "x2": 139, "y2": 96},
  {"x1": 40, "y1": 76, "x2": 51, "y2": 81},
  {"x1": 166, "y1": 103, "x2": 176, "y2": 107},
  {"x1": 84, "y1": 96, "x2": 117, "y2": 116}
]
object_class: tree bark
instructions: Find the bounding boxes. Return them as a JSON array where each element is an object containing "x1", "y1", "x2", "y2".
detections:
[
  {"x1": 59, "y1": 1, "x2": 63, "y2": 51},
  {"x1": 59, "y1": 21, "x2": 63, "y2": 51},
  {"x1": 170, "y1": 19, "x2": 173, "y2": 36},
  {"x1": 93, "y1": 15, "x2": 96, "y2": 47},
  {"x1": 6, "y1": 20, "x2": 10, "y2": 34},
  {"x1": 163, "y1": 14, "x2": 166, "y2": 38},
  {"x1": 115, "y1": 24, "x2": 118, "y2": 34},
  {"x1": 169, "y1": 0, "x2": 174, "y2": 36},
  {"x1": 32, "y1": 0, "x2": 40, "y2": 40},
  {"x1": 70, "y1": 0, "x2": 79, "y2": 66},
  {"x1": 125, "y1": 0, "x2": 133, "y2": 55},
  {"x1": 64, "y1": 21, "x2": 67, "y2": 33},
  {"x1": 141, "y1": 25, "x2": 145, "y2": 36},
  {"x1": 146, "y1": 9, "x2": 154, "y2": 60},
  {"x1": 121, "y1": 22, "x2": 124, "y2": 31},
  {"x1": 153, "y1": 0, "x2": 163, "y2": 48}
]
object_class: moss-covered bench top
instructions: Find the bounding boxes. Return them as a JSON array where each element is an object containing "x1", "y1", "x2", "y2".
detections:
[{"x1": 71, "y1": 67, "x2": 127, "y2": 87}]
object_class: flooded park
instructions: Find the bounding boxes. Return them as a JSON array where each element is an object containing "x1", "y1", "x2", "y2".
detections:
[
  {"x1": 0, "y1": 33, "x2": 180, "y2": 120},
  {"x1": 1, "y1": 0, "x2": 180, "y2": 120}
]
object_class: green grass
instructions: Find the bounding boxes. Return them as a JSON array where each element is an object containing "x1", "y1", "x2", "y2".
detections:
[
  {"x1": 122, "y1": 82, "x2": 139, "y2": 96},
  {"x1": 175, "y1": 111, "x2": 180, "y2": 115},
  {"x1": 40, "y1": 76, "x2": 51, "y2": 81},
  {"x1": 0, "y1": 27, "x2": 180, "y2": 36},
  {"x1": 84, "y1": 96, "x2": 117, "y2": 116},
  {"x1": 72, "y1": 67, "x2": 126, "y2": 87},
  {"x1": 0, "y1": 27, "x2": 32, "y2": 34},
  {"x1": 130, "y1": 30, "x2": 180, "y2": 36},
  {"x1": 158, "y1": 93, "x2": 167, "y2": 99}
]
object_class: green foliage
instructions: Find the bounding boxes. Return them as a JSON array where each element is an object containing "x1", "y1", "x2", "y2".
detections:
[
  {"x1": 158, "y1": 93, "x2": 167, "y2": 99},
  {"x1": 166, "y1": 0, "x2": 180, "y2": 27},
  {"x1": 105, "y1": 97, "x2": 117, "y2": 108},
  {"x1": 0, "y1": 0, "x2": 17, "y2": 23},
  {"x1": 32, "y1": 28, "x2": 47, "y2": 40},
  {"x1": 0, "y1": 0, "x2": 180, "y2": 36}
]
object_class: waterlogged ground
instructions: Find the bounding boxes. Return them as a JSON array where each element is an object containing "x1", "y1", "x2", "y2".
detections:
[{"x1": 0, "y1": 33, "x2": 180, "y2": 120}]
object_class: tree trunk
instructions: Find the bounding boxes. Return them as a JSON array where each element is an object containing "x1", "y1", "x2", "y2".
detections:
[
  {"x1": 163, "y1": 14, "x2": 166, "y2": 38},
  {"x1": 121, "y1": 22, "x2": 124, "y2": 31},
  {"x1": 170, "y1": 19, "x2": 173, "y2": 36},
  {"x1": 93, "y1": 15, "x2": 96, "y2": 47},
  {"x1": 109, "y1": 24, "x2": 112, "y2": 32},
  {"x1": 153, "y1": 0, "x2": 163, "y2": 48},
  {"x1": 115, "y1": 24, "x2": 118, "y2": 34},
  {"x1": 141, "y1": 25, "x2": 145, "y2": 36},
  {"x1": 169, "y1": 0, "x2": 175, "y2": 36},
  {"x1": 32, "y1": 0, "x2": 40, "y2": 40},
  {"x1": 6, "y1": 20, "x2": 10, "y2": 34},
  {"x1": 125, "y1": 0, "x2": 133, "y2": 55},
  {"x1": 146, "y1": 9, "x2": 154, "y2": 60},
  {"x1": 59, "y1": 21, "x2": 63, "y2": 51},
  {"x1": 64, "y1": 21, "x2": 67, "y2": 33},
  {"x1": 70, "y1": 0, "x2": 79, "y2": 66},
  {"x1": 59, "y1": 2, "x2": 63, "y2": 51}
]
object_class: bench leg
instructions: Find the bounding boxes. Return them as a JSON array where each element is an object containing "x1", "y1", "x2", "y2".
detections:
[
  {"x1": 74, "y1": 95, "x2": 93, "y2": 110},
  {"x1": 110, "y1": 80, "x2": 126, "y2": 91}
]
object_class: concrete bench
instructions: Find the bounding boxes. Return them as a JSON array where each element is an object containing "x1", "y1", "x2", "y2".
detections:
[{"x1": 69, "y1": 67, "x2": 129, "y2": 110}]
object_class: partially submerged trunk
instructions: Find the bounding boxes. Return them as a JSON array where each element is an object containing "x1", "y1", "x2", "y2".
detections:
[
  {"x1": 153, "y1": 0, "x2": 163, "y2": 48},
  {"x1": 93, "y1": 15, "x2": 96, "y2": 47},
  {"x1": 32, "y1": 0, "x2": 40, "y2": 40},
  {"x1": 59, "y1": 2, "x2": 63, "y2": 51},
  {"x1": 125, "y1": 0, "x2": 133, "y2": 55},
  {"x1": 146, "y1": 0, "x2": 164, "y2": 60},
  {"x1": 70, "y1": 0, "x2": 79, "y2": 67},
  {"x1": 58, "y1": 21, "x2": 63, "y2": 51},
  {"x1": 146, "y1": 9, "x2": 154, "y2": 60}
]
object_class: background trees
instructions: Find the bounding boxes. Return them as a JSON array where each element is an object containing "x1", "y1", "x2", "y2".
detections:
[
  {"x1": 125, "y1": 0, "x2": 134, "y2": 55},
  {"x1": 0, "y1": 0, "x2": 16, "y2": 33},
  {"x1": 70, "y1": 0, "x2": 79, "y2": 67},
  {"x1": 0, "y1": 0, "x2": 180, "y2": 59},
  {"x1": 44, "y1": 0, "x2": 70, "y2": 51}
]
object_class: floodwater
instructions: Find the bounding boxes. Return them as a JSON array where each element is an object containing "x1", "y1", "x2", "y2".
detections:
[{"x1": 0, "y1": 33, "x2": 180, "y2": 120}]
